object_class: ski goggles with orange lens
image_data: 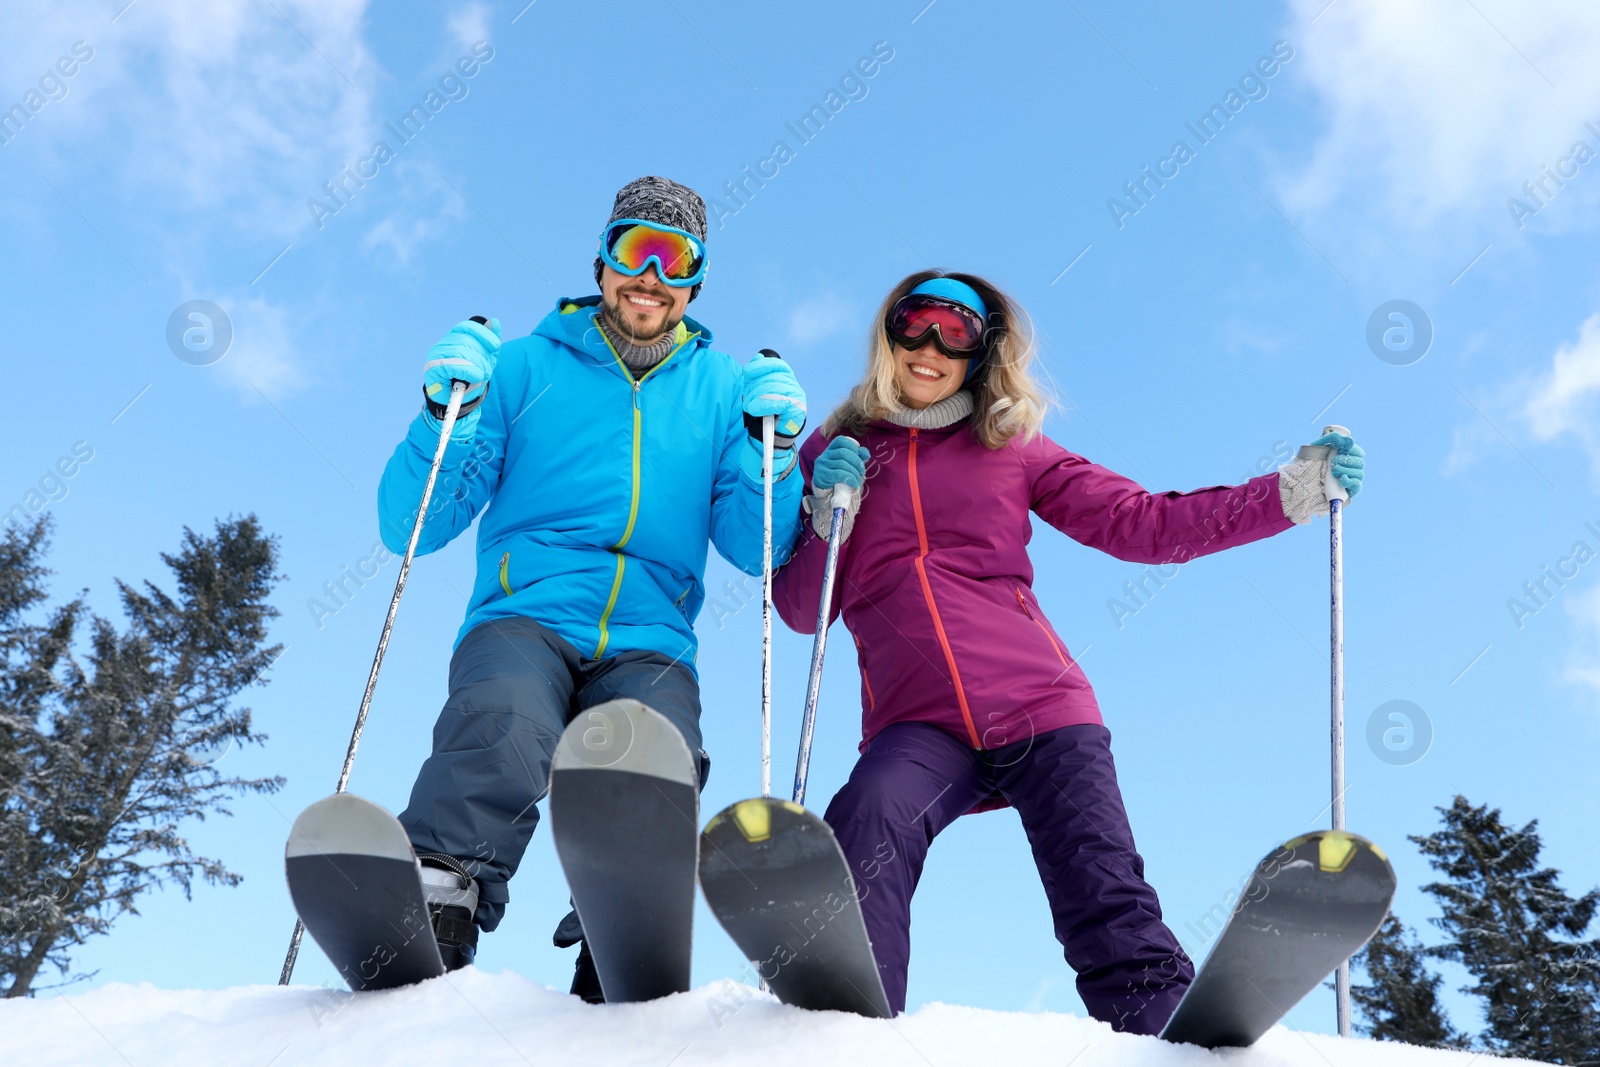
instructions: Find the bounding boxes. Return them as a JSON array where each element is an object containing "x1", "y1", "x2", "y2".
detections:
[
  {"x1": 597, "y1": 219, "x2": 708, "y2": 287},
  {"x1": 886, "y1": 292, "x2": 988, "y2": 357}
]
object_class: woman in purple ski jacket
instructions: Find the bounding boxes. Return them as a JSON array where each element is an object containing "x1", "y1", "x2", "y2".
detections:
[{"x1": 773, "y1": 270, "x2": 1365, "y2": 1034}]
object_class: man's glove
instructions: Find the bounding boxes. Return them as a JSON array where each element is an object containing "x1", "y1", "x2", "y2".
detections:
[
  {"x1": 738, "y1": 350, "x2": 806, "y2": 482},
  {"x1": 422, "y1": 317, "x2": 501, "y2": 443}
]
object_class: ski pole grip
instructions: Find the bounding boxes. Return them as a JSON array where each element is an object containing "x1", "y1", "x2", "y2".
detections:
[
  {"x1": 1294, "y1": 424, "x2": 1350, "y2": 505},
  {"x1": 434, "y1": 315, "x2": 493, "y2": 413},
  {"x1": 743, "y1": 348, "x2": 787, "y2": 442},
  {"x1": 830, "y1": 483, "x2": 852, "y2": 511},
  {"x1": 1322, "y1": 424, "x2": 1350, "y2": 504}
]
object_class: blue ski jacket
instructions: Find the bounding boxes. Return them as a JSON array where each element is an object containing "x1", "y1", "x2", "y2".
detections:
[{"x1": 378, "y1": 296, "x2": 805, "y2": 673}]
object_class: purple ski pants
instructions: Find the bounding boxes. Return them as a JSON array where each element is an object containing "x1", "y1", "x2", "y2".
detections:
[{"x1": 823, "y1": 721, "x2": 1193, "y2": 1034}]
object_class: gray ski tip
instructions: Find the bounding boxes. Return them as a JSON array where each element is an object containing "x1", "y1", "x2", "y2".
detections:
[
  {"x1": 286, "y1": 792, "x2": 416, "y2": 862},
  {"x1": 552, "y1": 698, "x2": 696, "y2": 786}
]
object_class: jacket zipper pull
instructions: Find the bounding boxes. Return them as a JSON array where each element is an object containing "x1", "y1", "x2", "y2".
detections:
[{"x1": 633, "y1": 379, "x2": 641, "y2": 409}]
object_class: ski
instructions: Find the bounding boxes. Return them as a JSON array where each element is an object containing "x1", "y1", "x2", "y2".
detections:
[
  {"x1": 549, "y1": 698, "x2": 700, "y2": 1003},
  {"x1": 1160, "y1": 828, "x2": 1396, "y2": 1048},
  {"x1": 699, "y1": 797, "x2": 892, "y2": 1018},
  {"x1": 285, "y1": 793, "x2": 445, "y2": 992}
]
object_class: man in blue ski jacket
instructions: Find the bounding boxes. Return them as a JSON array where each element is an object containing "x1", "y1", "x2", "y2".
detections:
[{"x1": 376, "y1": 176, "x2": 808, "y2": 998}]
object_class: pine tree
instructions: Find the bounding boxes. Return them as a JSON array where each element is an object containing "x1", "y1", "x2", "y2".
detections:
[
  {"x1": 1350, "y1": 913, "x2": 1468, "y2": 1048},
  {"x1": 1413, "y1": 795, "x2": 1600, "y2": 1064},
  {"x1": 0, "y1": 516, "x2": 286, "y2": 997}
]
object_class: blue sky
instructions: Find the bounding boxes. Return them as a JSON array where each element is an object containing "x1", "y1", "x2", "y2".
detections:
[{"x1": 4, "y1": 0, "x2": 1599, "y2": 1040}]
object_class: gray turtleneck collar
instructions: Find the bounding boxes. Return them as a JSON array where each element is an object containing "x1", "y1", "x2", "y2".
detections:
[
  {"x1": 883, "y1": 390, "x2": 975, "y2": 430},
  {"x1": 596, "y1": 307, "x2": 678, "y2": 375}
]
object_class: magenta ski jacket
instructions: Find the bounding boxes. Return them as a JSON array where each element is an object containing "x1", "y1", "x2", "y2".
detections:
[{"x1": 773, "y1": 420, "x2": 1295, "y2": 753}]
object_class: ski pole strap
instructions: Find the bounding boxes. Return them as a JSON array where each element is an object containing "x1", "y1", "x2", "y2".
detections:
[
  {"x1": 424, "y1": 382, "x2": 489, "y2": 421},
  {"x1": 745, "y1": 412, "x2": 798, "y2": 449}
]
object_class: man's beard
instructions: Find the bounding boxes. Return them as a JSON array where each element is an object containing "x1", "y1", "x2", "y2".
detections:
[{"x1": 600, "y1": 292, "x2": 683, "y2": 347}]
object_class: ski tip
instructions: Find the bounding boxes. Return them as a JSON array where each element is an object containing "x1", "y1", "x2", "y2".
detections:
[
  {"x1": 286, "y1": 792, "x2": 414, "y2": 862},
  {"x1": 703, "y1": 797, "x2": 807, "y2": 843},
  {"x1": 552, "y1": 698, "x2": 697, "y2": 786},
  {"x1": 1280, "y1": 829, "x2": 1390, "y2": 875}
]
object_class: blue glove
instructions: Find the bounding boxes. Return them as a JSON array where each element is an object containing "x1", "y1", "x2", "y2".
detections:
[
  {"x1": 813, "y1": 436, "x2": 869, "y2": 494},
  {"x1": 422, "y1": 317, "x2": 501, "y2": 443},
  {"x1": 738, "y1": 354, "x2": 807, "y2": 482},
  {"x1": 742, "y1": 355, "x2": 807, "y2": 439},
  {"x1": 1310, "y1": 430, "x2": 1365, "y2": 498},
  {"x1": 807, "y1": 436, "x2": 868, "y2": 542}
]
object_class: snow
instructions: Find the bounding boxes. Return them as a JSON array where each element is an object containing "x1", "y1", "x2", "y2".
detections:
[{"x1": 0, "y1": 970, "x2": 1553, "y2": 1067}]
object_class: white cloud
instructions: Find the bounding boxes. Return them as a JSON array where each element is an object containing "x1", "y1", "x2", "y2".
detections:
[
  {"x1": 1441, "y1": 415, "x2": 1498, "y2": 481},
  {"x1": 1523, "y1": 312, "x2": 1600, "y2": 472},
  {"x1": 786, "y1": 293, "x2": 854, "y2": 347},
  {"x1": 1278, "y1": 0, "x2": 1600, "y2": 240},
  {"x1": 1, "y1": 0, "x2": 376, "y2": 245},
  {"x1": 0, "y1": 1, "x2": 398, "y2": 406},
  {"x1": 1444, "y1": 314, "x2": 1600, "y2": 482},
  {"x1": 212, "y1": 294, "x2": 302, "y2": 402},
  {"x1": 360, "y1": 164, "x2": 468, "y2": 267},
  {"x1": 446, "y1": 4, "x2": 492, "y2": 55}
]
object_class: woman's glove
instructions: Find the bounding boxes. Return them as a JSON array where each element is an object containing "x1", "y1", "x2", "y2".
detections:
[
  {"x1": 807, "y1": 436, "x2": 869, "y2": 541},
  {"x1": 1279, "y1": 427, "x2": 1365, "y2": 524},
  {"x1": 738, "y1": 352, "x2": 807, "y2": 482},
  {"x1": 422, "y1": 317, "x2": 501, "y2": 443}
]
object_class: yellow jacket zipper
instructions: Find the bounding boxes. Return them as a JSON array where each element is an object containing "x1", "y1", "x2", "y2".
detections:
[{"x1": 591, "y1": 323, "x2": 698, "y2": 658}]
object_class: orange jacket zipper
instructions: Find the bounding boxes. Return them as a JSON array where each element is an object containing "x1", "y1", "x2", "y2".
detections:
[
  {"x1": 908, "y1": 428, "x2": 980, "y2": 747},
  {"x1": 853, "y1": 632, "x2": 876, "y2": 712},
  {"x1": 1016, "y1": 586, "x2": 1071, "y2": 669}
]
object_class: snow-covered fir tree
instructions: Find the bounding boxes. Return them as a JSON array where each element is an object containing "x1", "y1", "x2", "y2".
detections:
[
  {"x1": 1413, "y1": 795, "x2": 1600, "y2": 1065},
  {"x1": 1350, "y1": 913, "x2": 1468, "y2": 1048},
  {"x1": 0, "y1": 516, "x2": 285, "y2": 997}
]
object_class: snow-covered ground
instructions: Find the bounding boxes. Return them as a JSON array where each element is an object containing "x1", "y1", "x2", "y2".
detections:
[{"x1": 0, "y1": 970, "x2": 1549, "y2": 1067}]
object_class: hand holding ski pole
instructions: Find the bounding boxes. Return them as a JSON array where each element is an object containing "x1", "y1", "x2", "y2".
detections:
[
  {"x1": 279, "y1": 316, "x2": 493, "y2": 986},
  {"x1": 422, "y1": 317, "x2": 501, "y2": 443},
  {"x1": 1294, "y1": 424, "x2": 1362, "y2": 503},
  {"x1": 739, "y1": 350, "x2": 805, "y2": 484},
  {"x1": 809, "y1": 436, "x2": 869, "y2": 541}
]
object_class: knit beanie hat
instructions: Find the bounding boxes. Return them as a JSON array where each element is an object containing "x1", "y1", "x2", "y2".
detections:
[{"x1": 594, "y1": 176, "x2": 709, "y2": 302}]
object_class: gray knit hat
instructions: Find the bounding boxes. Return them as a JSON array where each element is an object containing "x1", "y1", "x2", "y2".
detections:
[{"x1": 594, "y1": 176, "x2": 709, "y2": 301}]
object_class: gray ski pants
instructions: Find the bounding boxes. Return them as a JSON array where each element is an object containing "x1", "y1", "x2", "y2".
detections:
[{"x1": 398, "y1": 615, "x2": 705, "y2": 938}]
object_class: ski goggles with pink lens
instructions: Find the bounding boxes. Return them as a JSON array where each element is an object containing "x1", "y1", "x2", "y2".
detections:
[
  {"x1": 886, "y1": 291, "x2": 988, "y2": 358},
  {"x1": 597, "y1": 219, "x2": 708, "y2": 287}
]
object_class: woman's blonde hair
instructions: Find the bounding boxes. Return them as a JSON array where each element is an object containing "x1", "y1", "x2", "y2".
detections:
[{"x1": 826, "y1": 270, "x2": 1048, "y2": 449}]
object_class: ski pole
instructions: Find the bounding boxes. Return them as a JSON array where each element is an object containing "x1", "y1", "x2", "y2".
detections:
[
  {"x1": 792, "y1": 483, "x2": 850, "y2": 806},
  {"x1": 1298, "y1": 423, "x2": 1352, "y2": 1034},
  {"x1": 277, "y1": 318, "x2": 487, "y2": 985},
  {"x1": 1328, "y1": 424, "x2": 1351, "y2": 1038},
  {"x1": 744, "y1": 347, "x2": 785, "y2": 800},
  {"x1": 761, "y1": 413, "x2": 775, "y2": 799}
]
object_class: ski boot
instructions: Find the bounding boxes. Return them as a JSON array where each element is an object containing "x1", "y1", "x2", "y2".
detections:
[
  {"x1": 570, "y1": 941, "x2": 605, "y2": 1004},
  {"x1": 417, "y1": 854, "x2": 479, "y2": 972}
]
